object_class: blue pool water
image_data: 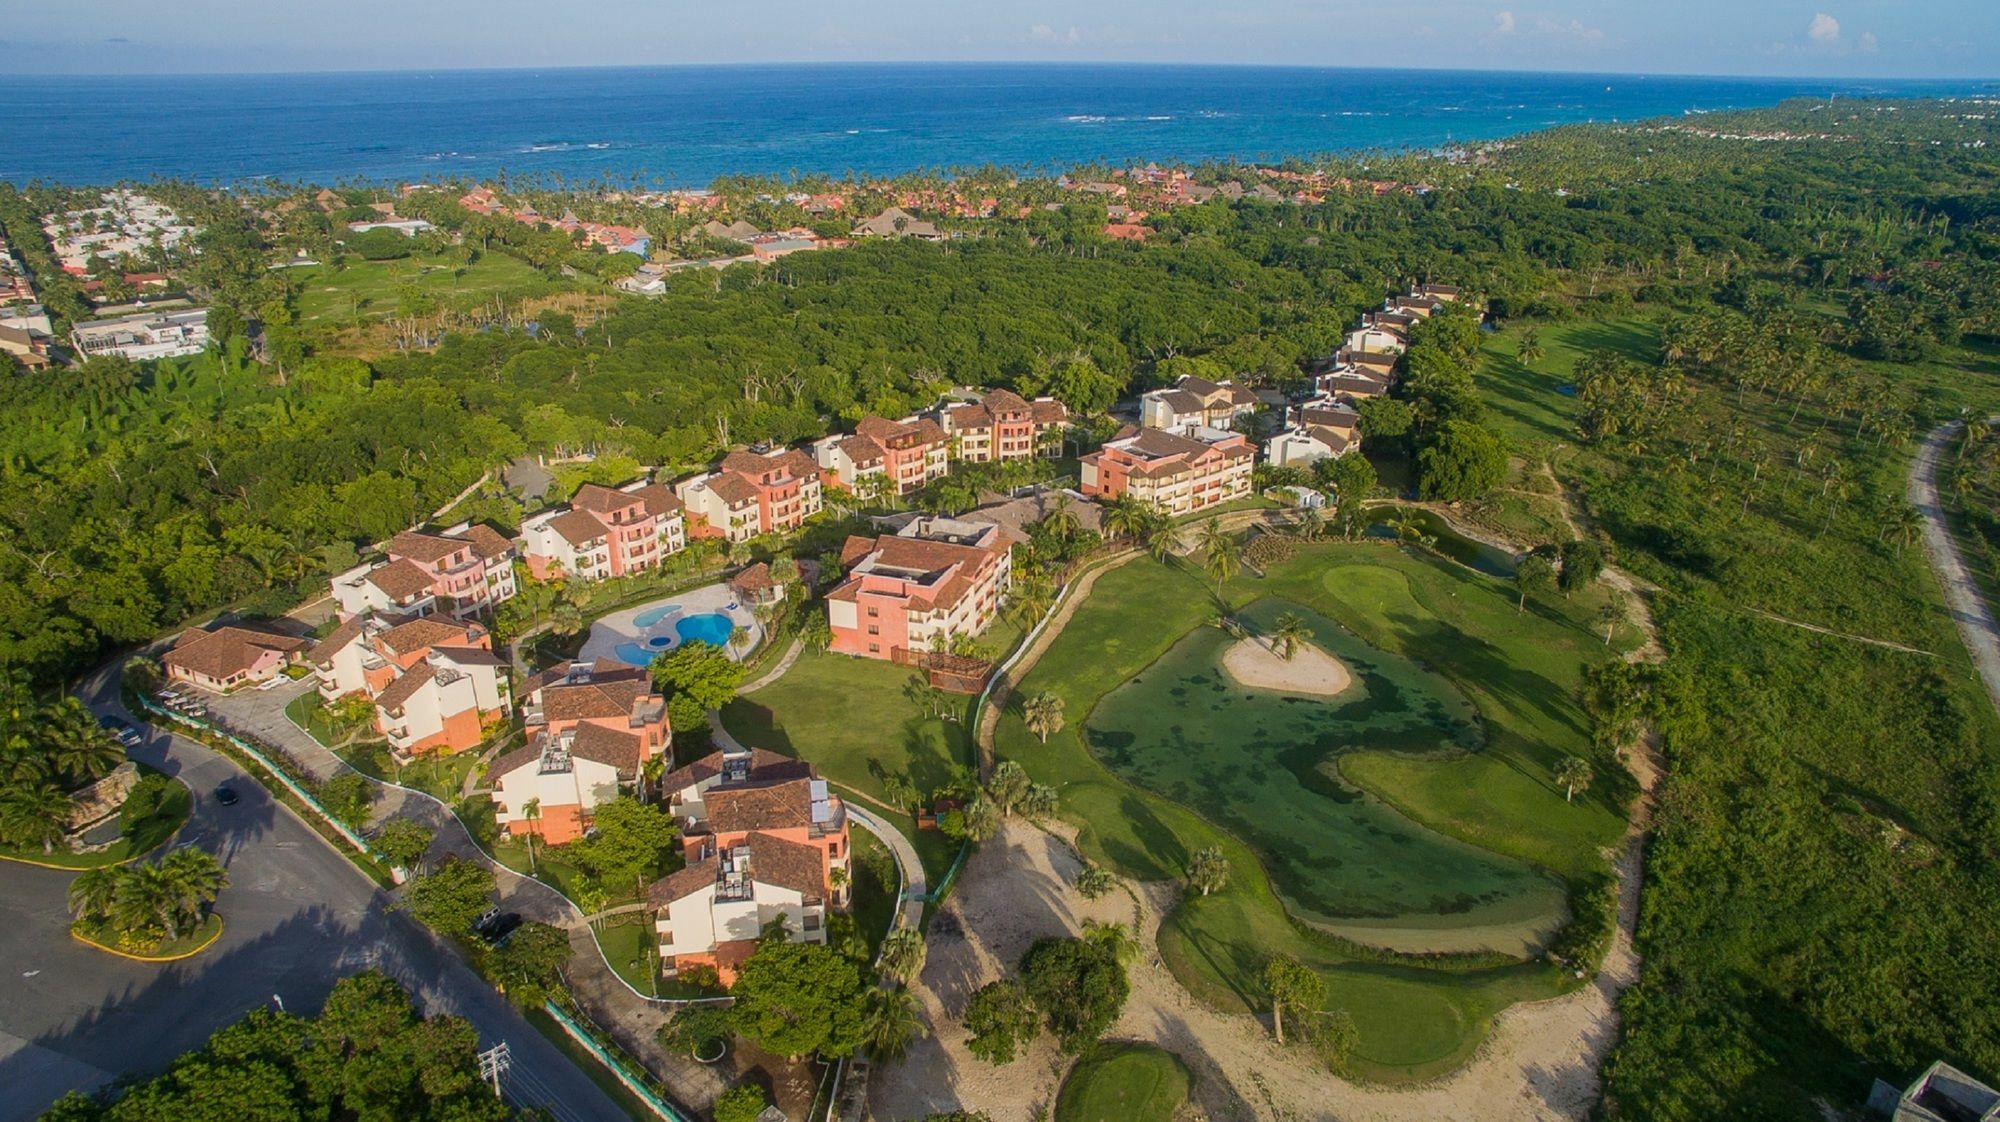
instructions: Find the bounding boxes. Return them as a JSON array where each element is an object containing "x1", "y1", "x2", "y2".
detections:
[
  {"x1": 676, "y1": 613, "x2": 735, "y2": 648},
  {"x1": 632, "y1": 605, "x2": 678, "y2": 628}
]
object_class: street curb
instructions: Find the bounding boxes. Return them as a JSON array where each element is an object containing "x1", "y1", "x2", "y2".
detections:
[{"x1": 70, "y1": 914, "x2": 224, "y2": 962}]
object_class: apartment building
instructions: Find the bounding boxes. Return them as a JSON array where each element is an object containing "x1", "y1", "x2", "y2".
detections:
[
  {"x1": 1139, "y1": 375, "x2": 1259, "y2": 433},
  {"x1": 676, "y1": 449, "x2": 824, "y2": 543},
  {"x1": 161, "y1": 624, "x2": 308, "y2": 692},
  {"x1": 827, "y1": 516, "x2": 1013, "y2": 663},
  {"x1": 1264, "y1": 399, "x2": 1361, "y2": 469},
  {"x1": 935, "y1": 389, "x2": 1069, "y2": 464},
  {"x1": 309, "y1": 613, "x2": 510, "y2": 756},
  {"x1": 645, "y1": 748, "x2": 849, "y2": 983},
  {"x1": 488, "y1": 660, "x2": 672, "y2": 842},
  {"x1": 520, "y1": 480, "x2": 686, "y2": 582},
  {"x1": 811, "y1": 414, "x2": 950, "y2": 496},
  {"x1": 1080, "y1": 425, "x2": 1256, "y2": 516},
  {"x1": 70, "y1": 309, "x2": 209, "y2": 361},
  {"x1": 330, "y1": 522, "x2": 518, "y2": 620}
]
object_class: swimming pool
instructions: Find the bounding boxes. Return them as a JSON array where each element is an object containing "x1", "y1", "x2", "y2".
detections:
[{"x1": 676, "y1": 612, "x2": 735, "y2": 648}]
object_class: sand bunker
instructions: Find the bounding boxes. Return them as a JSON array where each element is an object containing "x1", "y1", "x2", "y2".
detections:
[{"x1": 1222, "y1": 635, "x2": 1354, "y2": 697}]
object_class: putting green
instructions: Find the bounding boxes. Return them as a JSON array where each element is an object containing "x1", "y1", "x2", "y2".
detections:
[{"x1": 1084, "y1": 598, "x2": 1567, "y2": 953}]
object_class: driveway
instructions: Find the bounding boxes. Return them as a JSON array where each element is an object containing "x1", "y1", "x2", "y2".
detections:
[
  {"x1": 1909, "y1": 419, "x2": 2000, "y2": 716},
  {"x1": 0, "y1": 664, "x2": 631, "y2": 1122}
]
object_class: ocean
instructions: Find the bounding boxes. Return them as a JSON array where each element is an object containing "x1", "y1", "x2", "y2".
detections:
[{"x1": 4, "y1": 63, "x2": 1989, "y2": 187}]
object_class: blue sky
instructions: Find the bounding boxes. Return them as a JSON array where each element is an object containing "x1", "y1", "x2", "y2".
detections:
[{"x1": 3, "y1": 0, "x2": 1994, "y2": 77}]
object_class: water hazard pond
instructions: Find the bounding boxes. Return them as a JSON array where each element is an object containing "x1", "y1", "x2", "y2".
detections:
[{"x1": 1085, "y1": 598, "x2": 1565, "y2": 953}]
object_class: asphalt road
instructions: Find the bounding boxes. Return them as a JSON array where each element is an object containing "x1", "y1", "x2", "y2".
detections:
[
  {"x1": 1908, "y1": 420, "x2": 2000, "y2": 717},
  {"x1": 0, "y1": 664, "x2": 631, "y2": 1122}
]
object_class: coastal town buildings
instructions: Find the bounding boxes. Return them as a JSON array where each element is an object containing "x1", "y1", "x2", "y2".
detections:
[
  {"x1": 811, "y1": 415, "x2": 950, "y2": 496},
  {"x1": 309, "y1": 613, "x2": 511, "y2": 756},
  {"x1": 935, "y1": 389, "x2": 1069, "y2": 464},
  {"x1": 1264, "y1": 398, "x2": 1362, "y2": 468},
  {"x1": 42, "y1": 192, "x2": 196, "y2": 275},
  {"x1": 161, "y1": 624, "x2": 308, "y2": 692},
  {"x1": 676, "y1": 449, "x2": 825, "y2": 543},
  {"x1": 330, "y1": 522, "x2": 519, "y2": 620},
  {"x1": 70, "y1": 309, "x2": 209, "y2": 361},
  {"x1": 1080, "y1": 425, "x2": 1255, "y2": 515},
  {"x1": 1140, "y1": 375, "x2": 1260, "y2": 434},
  {"x1": 645, "y1": 748, "x2": 849, "y2": 982},
  {"x1": 827, "y1": 516, "x2": 1013, "y2": 663},
  {"x1": 489, "y1": 660, "x2": 672, "y2": 843},
  {"x1": 519, "y1": 480, "x2": 686, "y2": 582}
]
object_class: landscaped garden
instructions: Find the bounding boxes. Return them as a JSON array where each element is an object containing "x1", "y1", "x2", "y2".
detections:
[
  {"x1": 992, "y1": 541, "x2": 1634, "y2": 1082},
  {"x1": 0, "y1": 766, "x2": 192, "y2": 869}
]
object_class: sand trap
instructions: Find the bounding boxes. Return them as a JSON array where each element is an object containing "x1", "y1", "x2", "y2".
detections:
[{"x1": 1222, "y1": 635, "x2": 1354, "y2": 697}]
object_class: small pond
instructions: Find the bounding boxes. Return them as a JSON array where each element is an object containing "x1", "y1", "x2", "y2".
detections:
[
  {"x1": 1364, "y1": 507, "x2": 1518, "y2": 577},
  {"x1": 1085, "y1": 598, "x2": 1565, "y2": 953}
]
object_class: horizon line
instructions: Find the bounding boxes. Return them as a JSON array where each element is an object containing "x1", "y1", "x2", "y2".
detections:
[{"x1": 16, "y1": 58, "x2": 2000, "y2": 85}]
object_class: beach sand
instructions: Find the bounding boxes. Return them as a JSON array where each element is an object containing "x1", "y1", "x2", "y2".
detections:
[{"x1": 1222, "y1": 635, "x2": 1354, "y2": 697}]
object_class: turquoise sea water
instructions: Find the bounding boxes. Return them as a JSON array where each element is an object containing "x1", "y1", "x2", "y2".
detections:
[{"x1": 4, "y1": 64, "x2": 1987, "y2": 186}]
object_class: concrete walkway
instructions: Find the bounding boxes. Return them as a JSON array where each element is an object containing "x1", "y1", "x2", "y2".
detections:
[
  {"x1": 1909, "y1": 419, "x2": 2000, "y2": 717},
  {"x1": 739, "y1": 638, "x2": 804, "y2": 694}
]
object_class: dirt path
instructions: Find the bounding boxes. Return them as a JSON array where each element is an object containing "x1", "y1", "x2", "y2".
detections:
[{"x1": 1909, "y1": 420, "x2": 2000, "y2": 716}]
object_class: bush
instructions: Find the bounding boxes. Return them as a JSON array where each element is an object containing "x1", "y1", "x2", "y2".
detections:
[
  {"x1": 346, "y1": 227, "x2": 412, "y2": 260},
  {"x1": 118, "y1": 773, "x2": 176, "y2": 837},
  {"x1": 713, "y1": 1084, "x2": 767, "y2": 1122}
]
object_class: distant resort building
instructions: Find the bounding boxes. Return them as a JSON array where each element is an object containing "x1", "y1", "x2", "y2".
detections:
[
  {"x1": 519, "y1": 480, "x2": 686, "y2": 582},
  {"x1": 70, "y1": 308, "x2": 209, "y2": 361},
  {"x1": 1080, "y1": 425, "x2": 1254, "y2": 516},
  {"x1": 677, "y1": 449, "x2": 825, "y2": 543},
  {"x1": 330, "y1": 522, "x2": 519, "y2": 621},
  {"x1": 1140, "y1": 375, "x2": 1259, "y2": 434},
  {"x1": 489, "y1": 660, "x2": 672, "y2": 843},
  {"x1": 812, "y1": 415, "x2": 950, "y2": 496},
  {"x1": 310, "y1": 613, "x2": 510, "y2": 756},
  {"x1": 935, "y1": 389, "x2": 1069, "y2": 464}
]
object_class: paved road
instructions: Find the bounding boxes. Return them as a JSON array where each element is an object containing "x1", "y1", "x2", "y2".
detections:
[
  {"x1": 1908, "y1": 420, "x2": 2000, "y2": 717},
  {"x1": 0, "y1": 664, "x2": 631, "y2": 1122}
]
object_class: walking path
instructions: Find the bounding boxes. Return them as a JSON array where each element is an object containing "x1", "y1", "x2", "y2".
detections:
[
  {"x1": 974, "y1": 549, "x2": 1140, "y2": 767},
  {"x1": 1909, "y1": 419, "x2": 2000, "y2": 716},
  {"x1": 739, "y1": 638, "x2": 803, "y2": 694}
]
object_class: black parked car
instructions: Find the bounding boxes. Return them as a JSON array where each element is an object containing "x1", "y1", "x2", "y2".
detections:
[
  {"x1": 213, "y1": 783, "x2": 239, "y2": 806},
  {"x1": 473, "y1": 910, "x2": 521, "y2": 945}
]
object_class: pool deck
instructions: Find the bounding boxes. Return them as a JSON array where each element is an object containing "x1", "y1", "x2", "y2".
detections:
[{"x1": 577, "y1": 582, "x2": 763, "y2": 667}]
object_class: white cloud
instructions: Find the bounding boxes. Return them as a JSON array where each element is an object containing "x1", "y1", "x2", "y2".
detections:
[
  {"x1": 1494, "y1": 11, "x2": 1516, "y2": 34},
  {"x1": 1536, "y1": 16, "x2": 1605, "y2": 42},
  {"x1": 1029, "y1": 23, "x2": 1082, "y2": 46},
  {"x1": 1859, "y1": 30, "x2": 1879, "y2": 53},
  {"x1": 1807, "y1": 12, "x2": 1841, "y2": 45}
]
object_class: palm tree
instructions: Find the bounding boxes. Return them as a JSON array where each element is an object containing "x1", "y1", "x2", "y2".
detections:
[
  {"x1": 1881, "y1": 502, "x2": 1923, "y2": 552},
  {"x1": 0, "y1": 782, "x2": 72, "y2": 854},
  {"x1": 1597, "y1": 600, "x2": 1623, "y2": 646},
  {"x1": 1081, "y1": 918, "x2": 1138, "y2": 965},
  {"x1": 550, "y1": 599, "x2": 585, "y2": 637},
  {"x1": 46, "y1": 699, "x2": 124, "y2": 785},
  {"x1": 1005, "y1": 568, "x2": 1055, "y2": 630},
  {"x1": 1046, "y1": 492, "x2": 1082, "y2": 542},
  {"x1": 1554, "y1": 756, "x2": 1594, "y2": 803},
  {"x1": 1200, "y1": 519, "x2": 1241, "y2": 599},
  {"x1": 1516, "y1": 328, "x2": 1544, "y2": 365},
  {"x1": 68, "y1": 866, "x2": 122, "y2": 925},
  {"x1": 1104, "y1": 495, "x2": 1150, "y2": 544},
  {"x1": 879, "y1": 927, "x2": 927, "y2": 985},
  {"x1": 1022, "y1": 692, "x2": 1066, "y2": 744},
  {"x1": 863, "y1": 985, "x2": 928, "y2": 1064},
  {"x1": 1292, "y1": 507, "x2": 1324, "y2": 542},
  {"x1": 1141, "y1": 510, "x2": 1182, "y2": 562},
  {"x1": 158, "y1": 848, "x2": 228, "y2": 931},
  {"x1": 1271, "y1": 613, "x2": 1312, "y2": 661},
  {"x1": 522, "y1": 798, "x2": 542, "y2": 873}
]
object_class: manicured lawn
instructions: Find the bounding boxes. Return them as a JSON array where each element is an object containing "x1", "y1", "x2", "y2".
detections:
[
  {"x1": 340, "y1": 739, "x2": 482, "y2": 804},
  {"x1": 293, "y1": 252, "x2": 563, "y2": 326},
  {"x1": 1054, "y1": 1043, "x2": 1191, "y2": 1122},
  {"x1": 593, "y1": 915, "x2": 660, "y2": 997},
  {"x1": 1477, "y1": 317, "x2": 1658, "y2": 449},
  {"x1": 992, "y1": 541, "x2": 1631, "y2": 1082},
  {"x1": 846, "y1": 825, "x2": 900, "y2": 960},
  {"x1": 284, "y1": 691, "x2": 350, "y2": 749},
  {"x1": 0, "y1": 766, "x2": 191, "y2": 869},
  {"x1": 720, "y1": 646, "x2": 974, "y2": 882}
]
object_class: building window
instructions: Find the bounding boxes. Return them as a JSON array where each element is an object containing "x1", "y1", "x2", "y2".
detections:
[{"x1": 868, "y1": 643, "x2": 880, "y2": 653}]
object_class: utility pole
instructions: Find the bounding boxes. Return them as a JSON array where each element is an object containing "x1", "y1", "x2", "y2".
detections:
[{"x1": 477, "y1": 1041, "x2": 511, "y2": 1099}]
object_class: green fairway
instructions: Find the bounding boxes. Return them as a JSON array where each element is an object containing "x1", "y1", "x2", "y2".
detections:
[
  {"x1": 1477, "y1": 318, "x2": 1658, "y2": 448},
  {"x1": 993, "y1": 542, "x2": 1628, "y2": 1082},
  {"x1": 1054, "y1": 1043, "x2": 1191, "y2": 1122},
  {"x1": 293, "y1": 251, "x2": 565, "y2": 326}
]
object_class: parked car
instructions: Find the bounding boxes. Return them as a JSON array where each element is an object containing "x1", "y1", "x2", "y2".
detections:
[
  {"x1": 100, "y1": 718, "x2": 142, "y2": 747},
  {"x1": 472, "y1": 909, "x2": 520, "y2": 944},
  {"x1": 213, "y1": 783, "x2": 239, "y2": 806}
]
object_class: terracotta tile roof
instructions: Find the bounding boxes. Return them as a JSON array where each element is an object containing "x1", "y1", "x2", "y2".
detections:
[
  {"x1": 308, "y1": 617, "x2": 366, "y2": 665},
  {"x1": 704, "y1": 778, "x2": 816, "y2": 834},
  {"x1": 746, "y1": 832, "x2": 826, "y2": 897},
  {"x1": 374, "y1": 660, "x2": 436, "y2": 712},
  {"x1": 854, "y1": 415, "x2": 945, "y2": 448},
  {"x1": 525, "y1": 660, "x2": 646, "y2": 697},
  {"x1": 730, "y1": 562, "x2": 774, "y2": 593},
  {"x1": 1155, "y1": 389, "x2": 1204, "y2": 414},
  {"x1": 489, "y1": 741, "x2": 543, "y2": 781},
  {"x1": 719, "y1": 449, "x2": 816, "y2": 481},
  {"x1": 436, "y1": 646, "x2": 508, "y2": 669},
  {"x1": 540, "y1": 677, "x2": 657, "y2": 723},
  {"x1": 386, "y1": 530, "x2": 463, "y2": 565},
  {"x1": 461, "y1": 525, "x2": 515, "y2": 561},
  {"x1": 364, "y1": 559, "x2": 436, "y2": 602},
  {"x1": 570, "y1": 483, "x2": 635, "y2": 515},
  {"x1": 1030, "y1": 399, "x2": 1069, "y2": 425},
  {"x1": 163, "y1": 626, "x2": 307, "y2": 680},
  {"x1": 982, "y1": 388, "x2": 1030, "y2": 414},
  {"x1": 628, "y1": 483, "x2": 683, "y2": 517},
  {"x1": 548, "y1": 509, "x2": 608, "y2": 549},
  {"x1": 1305, "y1": 426, "x2": 1354, "y2": 455},
  {"x1": 837, "y1": 434, "x2": 886, "y2": 466},
  {"x1": 377, "y1": 615, "x2": 480, "y2": 656},
  {"x1": 702, "y1": 473, "x2": 761, "y2": 505},
  {"x1": 840, "y1": 534, "x2": 878, "y2": 566},
  {"x1": 645, "y1": 856, "x2": 719, "y2": 908},
  {"x1": 569, "y1": 722, "x2": 643, "y2": 778}
]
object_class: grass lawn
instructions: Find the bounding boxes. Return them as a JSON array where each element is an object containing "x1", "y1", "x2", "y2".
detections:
[
  {"x1": 1478, "y1": 317, "x2": 1658, "y2": 450},
  {"x1": 340, "y1": 739, "x2": 481, "y2": 804},
  {"x1": 491, "y1": 833, "x2": 631, "y2": 907},
  {"x1": 720, "y1": 645, "x2": 975, "y2": 882},
  {"x1": 992, "y1": 542, "x2": 1630, "y2": 1082},
  {"x1": 0, "y1": 766, "x2": 191, "y2": 869},
  {"x1": 1054, "y1": 1042, "x2": 1191, "y2": 1122},
  {"x1": 593, "y1": 915, "x2": 659, "y2": 997},
  {"x1": 846, "y1": 825, "x2": 900, "y2": 959},
  {"x1": 284, "y1": 691, "x2": 350, "y2": 749},
  {"x1": 293, "y1": 252, "x2": 563, "y2": 326}
]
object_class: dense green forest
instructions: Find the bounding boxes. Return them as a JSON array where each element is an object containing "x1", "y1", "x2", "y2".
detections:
[{"x1": 6, "y1": 98, "x2": 2000, "y2": 1117}]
